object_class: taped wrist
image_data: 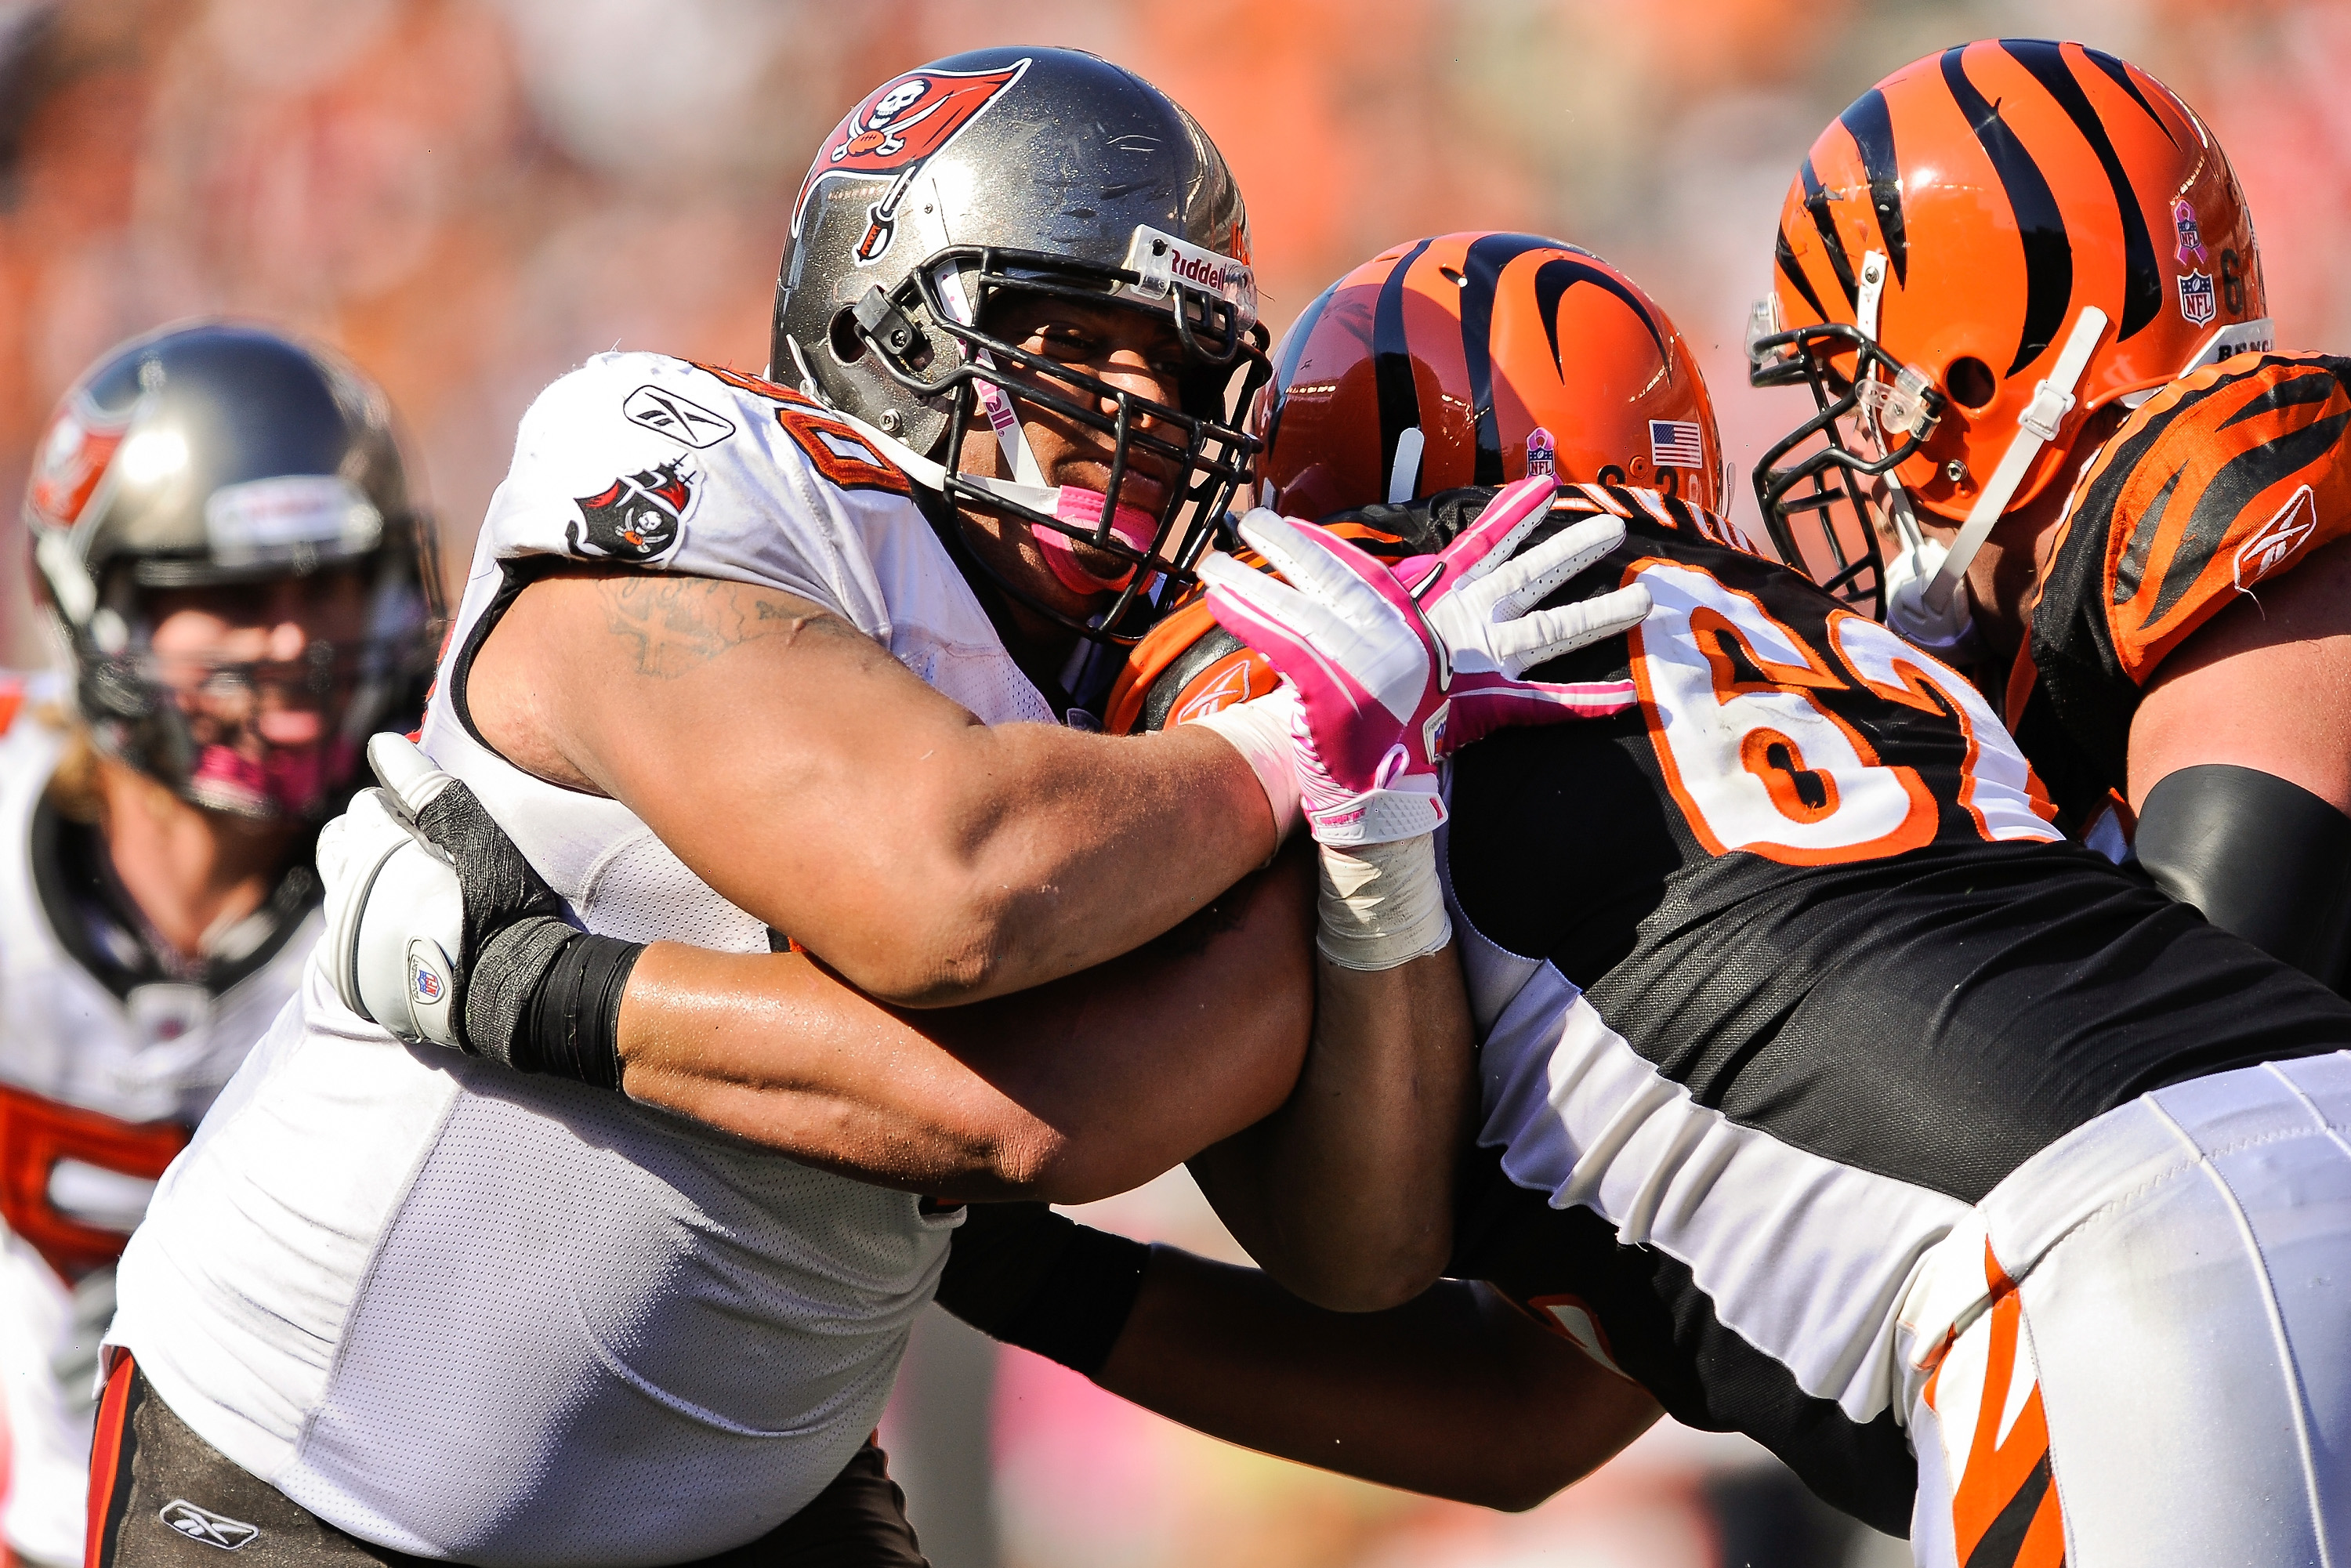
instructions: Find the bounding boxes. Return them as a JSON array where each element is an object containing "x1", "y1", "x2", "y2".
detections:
[
  {"x1": 1315, "y1": 835, "x2": 1452, "y2": 970},
  {"x1": 932, "y1": 1202, "x2": 1150, "y2": 1378},
  {"x1": 1191, "y1": 690, "x2": 1302, "y2": 844},
  {"x1": 463, "y1": 915, "x2": 641, "y2": 1090}
]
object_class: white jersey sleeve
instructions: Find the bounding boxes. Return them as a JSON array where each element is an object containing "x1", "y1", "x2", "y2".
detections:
[{"x1": 482, "y1": 353, "x2": 926, "y2": 640}]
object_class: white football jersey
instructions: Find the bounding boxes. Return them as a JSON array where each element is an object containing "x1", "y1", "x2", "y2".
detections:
[
  {"x1": 0, "y1": 674, "x2": 317, "y2": 1568},
  {"x1": 114, "y1": 354, "x2": 1054, "y2": 1566}
]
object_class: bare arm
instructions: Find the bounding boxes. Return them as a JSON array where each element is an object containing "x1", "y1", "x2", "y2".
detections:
[
  {"x1": 1095, "y1": 1247, "x2": 1661, "y2": 1511},
  {"x1": 614, "y1": 847, "x2": 1316, "y2": 1203},
  {"x1": 469, "y1": 569, "x2": 1276, "y2": 1005},
  {"x1": 2128, "y1": 531, "x2": 2351, "y2": 814},
  {"x1": 1187, "y1": 946, "x2": 1473, "y2": 1310}
]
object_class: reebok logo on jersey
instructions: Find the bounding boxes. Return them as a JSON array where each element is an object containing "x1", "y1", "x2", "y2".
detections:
[
  {"x1": 1171, "y1": 651, "x2": 1277, "y2": 726},
  {"x1": 158, "y1": 1500, "x2": 259, "y2": 1551},
  {"x1": 623, "y1": 386, "x2": 736, "y2": 449},
  {"x1": 2234, "y1": 484, "x2": 2317, "y2": 590}
]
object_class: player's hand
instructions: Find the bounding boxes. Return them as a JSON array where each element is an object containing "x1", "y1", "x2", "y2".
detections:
[
  {"x1": 1201, "y1": 514, "x2": 1455, "y2": 844},
  {"x1": 1198, "y1": 480, "x2": 1641, "y2": 845},
  {"x1": 1398, "y1": 475, "x2": 1647, "y2": 751},
  {"x1": 317, "y1": 734, "x2": 572, "y2": 1059}
]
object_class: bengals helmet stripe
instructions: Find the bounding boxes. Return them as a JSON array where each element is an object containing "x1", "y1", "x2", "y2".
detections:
[
  {"x1": 1798, "y1": 159, "x2": 1861, "y2": 311},
  {"x1": 1262, "y1": 278, "x2": 1340, "y2": 465},
  {"x1": 2001, "y1": 42, "x2": 2164, "y2": 345},
  {"x1": 1261, "y1": 232, "x2": 1721, "y2": 521},
  {"x1": 1774, "y1": 227, "x2": 1831, "y2": 328},
  {"x1": 1936, "y1": 47, "x2": 2073, "y2": 376},
  {"x1": 1460, "y1": 234, "x2": 1648, "y2": 483},
  {"x1": 1373, "y1": 237, "x2": 1438, "y2": 492},
  {"x1": 1835, "y1": 89, "x2": 1905, "y2": 284}
]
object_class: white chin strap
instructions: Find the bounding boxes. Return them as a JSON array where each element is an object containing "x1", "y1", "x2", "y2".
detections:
[
  {"x1": 932, "y1": 263, "x2": 1052, "y2": 493},
  {"x1": 1918, "y1": 305, "x2": 2110, "y2": 616}
]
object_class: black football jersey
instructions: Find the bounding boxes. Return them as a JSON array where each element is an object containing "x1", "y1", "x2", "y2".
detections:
[
  {"x1": 2017, "y1": 352, "x2": 2351, "y2": 833},
  {"x1": 1135, "y1": 484, "x2": 2351, "y2": 1532}
]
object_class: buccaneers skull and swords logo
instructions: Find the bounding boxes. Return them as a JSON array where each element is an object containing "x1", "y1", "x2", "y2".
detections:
[
  {"x1": 567, "y1": 461, "x2": 694, "y2": 563},
  {"x1": 790, "y1": 59, "x2": 1029, "y2": 264}
]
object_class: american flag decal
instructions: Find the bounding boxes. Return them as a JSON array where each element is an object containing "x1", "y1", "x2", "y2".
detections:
[{"x1": 1650, "y1": 420, "x2": 1704, "y2": 469}]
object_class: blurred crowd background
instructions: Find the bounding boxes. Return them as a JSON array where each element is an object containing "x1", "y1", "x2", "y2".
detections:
[{"x1": 3, "y1": 0, "x2": 2346, "y2": 1562}]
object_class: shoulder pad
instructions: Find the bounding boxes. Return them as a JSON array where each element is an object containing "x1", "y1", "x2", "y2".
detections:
[
  {"x1": 1104, "y1": 598, "x2": 1277, "y2": 735},
  {"x1": 2066, "y1": 351, "x2": 2351, "y2": 682}
]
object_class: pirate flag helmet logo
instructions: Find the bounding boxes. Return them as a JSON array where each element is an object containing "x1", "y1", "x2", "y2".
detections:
[
  {"x1": 568, "y1": 461, "x2": 694, "y2": 562},
  {"x1": 791, "y1": 59, "x2": 1030, "y2": 264}
]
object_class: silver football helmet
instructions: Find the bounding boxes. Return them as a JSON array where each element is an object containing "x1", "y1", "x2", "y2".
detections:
[
  {"x1": 25, "y1": 321, "x2": 441, "y2": 820},
  {"x1": 773, "y1": 46, "x2": 1269, "y2": 639}
]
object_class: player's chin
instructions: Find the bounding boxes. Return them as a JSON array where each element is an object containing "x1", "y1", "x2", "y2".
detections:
[{"x1": 1008, "y1": 534, "x2": 1124, "y2": 616}]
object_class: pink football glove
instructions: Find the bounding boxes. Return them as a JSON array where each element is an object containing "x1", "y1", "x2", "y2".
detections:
[
  {"x1": 1198, "y1": 476, "x2": 1646, "y2": 846},
  {"x1": 1403, "y1": 475, "x2": 1652, "y2": 751}
]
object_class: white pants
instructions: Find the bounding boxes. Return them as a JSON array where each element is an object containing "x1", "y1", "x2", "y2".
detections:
[{"x1": 1906, "y1": 1052, "x2": 2351, "y2": 1566}]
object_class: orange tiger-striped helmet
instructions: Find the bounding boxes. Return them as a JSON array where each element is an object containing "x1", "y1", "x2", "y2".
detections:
[
  {"x1": 1750, "y1": 40, "x2": 2272, "y2": 618},
  {"x1": 1258, "y1": 232, "x2": 1722, "y2": 520}
]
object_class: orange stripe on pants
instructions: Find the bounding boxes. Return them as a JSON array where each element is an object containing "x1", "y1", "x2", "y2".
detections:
[{"x1": 1935, "y1": 1248, "x2": 2065, "y2": 1568}]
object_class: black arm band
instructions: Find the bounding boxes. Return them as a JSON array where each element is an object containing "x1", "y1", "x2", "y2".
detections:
[
  {"x1": 513, "y1": 932, "x2": 643, "y2": 1091},
  {"x1": 934, "y1": 1202, "x2": 1150, "y2": 1378},
  {"x1": 2135, "y1": 763, "x2": 2351, "y2": 990}
]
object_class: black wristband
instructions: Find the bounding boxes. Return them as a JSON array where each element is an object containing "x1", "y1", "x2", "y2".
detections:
[
  {"x1": 512, "y1": 932, "x2": 643, "y2": 1091},
  {"x1": 934, "y1": 1202, "x2": 1150, "y2": 1378}
]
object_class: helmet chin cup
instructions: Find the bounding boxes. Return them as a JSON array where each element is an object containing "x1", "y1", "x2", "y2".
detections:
[{"x1": 1881, "y1": 533, "x2": 1976, "y2": 656}]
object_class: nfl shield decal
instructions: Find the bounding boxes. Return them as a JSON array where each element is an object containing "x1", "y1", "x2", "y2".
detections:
[{"x1": 2178, "y1": 270, "x2": 2216, "y2": 327}]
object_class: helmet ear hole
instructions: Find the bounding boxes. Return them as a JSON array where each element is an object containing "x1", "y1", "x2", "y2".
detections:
[
  {"x1": 827, "y1": 309, "x2": 868, "y2": 368},
  {"x1": 1945, "y1": 357, "x2": 1997, "y2": 411}
]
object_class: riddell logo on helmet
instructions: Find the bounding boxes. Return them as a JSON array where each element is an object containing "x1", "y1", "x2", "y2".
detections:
[
  {"x1": 1167, "y1": 250, "x2": 1231, "y2": 292},
  {"x1": 1124, "y1": 228, "x2": 1258, "y2": 324},
  {"x1": 791, "y1": 60, "x2": 1031, "y2": 261}
]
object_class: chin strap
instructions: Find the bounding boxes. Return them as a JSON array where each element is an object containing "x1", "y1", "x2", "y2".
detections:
[
  {"x1": 933, "y1": 263, "x2": 1052, "y2": 492},
  {"x1": 829, "y1": 400, "x2": 1150, "y2": 592},
  {"x1": 1918, "y1": 304, "x2": 2110, "y2": 617}
]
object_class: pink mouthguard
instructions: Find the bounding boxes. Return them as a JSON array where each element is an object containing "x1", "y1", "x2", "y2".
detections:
[
  {"x1": 1034, "y1": 487, "x2": 1160, "y2": 594},
  {"x1": 186, "y1": 737, "x2": 357, "y2": 819}
]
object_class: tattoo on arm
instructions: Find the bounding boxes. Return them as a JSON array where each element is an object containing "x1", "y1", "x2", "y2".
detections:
[{"x1": 599, "y1": 576, "x2": 859, "y2": 679}]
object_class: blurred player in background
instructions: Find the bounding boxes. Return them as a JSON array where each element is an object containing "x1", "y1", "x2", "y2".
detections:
[
  {"x1": 0, "y1": 322, "x2": 437, "y2": 1567},
  {"x1": 1750, "y1": 39, "x2": 2351, "y2": 990}
]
